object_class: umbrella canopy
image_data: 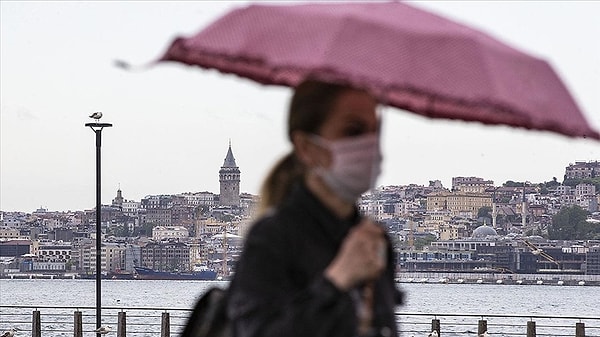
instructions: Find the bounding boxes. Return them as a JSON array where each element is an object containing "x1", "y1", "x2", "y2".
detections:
[{"x1": 159, "y1": 2, "x2": 599, "y2": 140}]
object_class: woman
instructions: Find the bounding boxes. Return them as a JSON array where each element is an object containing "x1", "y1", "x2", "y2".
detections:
[{"x1": 227, "y1": 79, "x2": 402, "y2": 337}]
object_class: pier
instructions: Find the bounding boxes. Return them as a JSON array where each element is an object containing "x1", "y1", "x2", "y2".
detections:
[{"x1": 1, "y1": 305, "x2": 598, "y2": 336}]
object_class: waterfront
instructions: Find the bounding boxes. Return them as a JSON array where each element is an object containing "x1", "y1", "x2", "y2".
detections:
[
  {"x1": 0, "y1": 279, "x2": 598, "y2": 316},
  {"x1": 1, "y1": 279, "x2": 599, "y2": 336}
]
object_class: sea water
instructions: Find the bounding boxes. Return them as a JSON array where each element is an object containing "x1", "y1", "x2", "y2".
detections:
[{"x1": 1, "y1": 279, "x2": 599, "y2": 336}]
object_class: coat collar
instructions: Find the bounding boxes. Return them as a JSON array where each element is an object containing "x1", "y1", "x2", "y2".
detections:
[{"x1": 284, "y1": 182, "x2": 361, "y2": 246}]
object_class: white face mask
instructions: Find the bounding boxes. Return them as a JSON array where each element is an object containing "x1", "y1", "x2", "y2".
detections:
[{"x1": 311, "y1": 133, "x2": 382, "y2": 202}]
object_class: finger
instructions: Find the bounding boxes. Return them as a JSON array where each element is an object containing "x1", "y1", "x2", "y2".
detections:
[{"x1": 355, "y1": 220, "x2": 385, "y2": 240}]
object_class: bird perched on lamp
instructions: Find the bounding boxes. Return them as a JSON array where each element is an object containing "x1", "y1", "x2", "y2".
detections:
[{"x1": 89, "y1": 111, "x2": 103, "y2": 120}]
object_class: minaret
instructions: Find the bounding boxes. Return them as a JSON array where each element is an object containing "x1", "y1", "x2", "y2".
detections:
[
  {"x1": 521, "y1": 184, "x2": 527, "y2": 227},
  {"x1": 219, "y1": 141, "x2": 241, "y2": 207},
  {"x1": 112, "y1": 184, "x2": 124, "y2": 209},
  {"x1": 492, "y1": 188, "x2": 497, "y2": 228}
]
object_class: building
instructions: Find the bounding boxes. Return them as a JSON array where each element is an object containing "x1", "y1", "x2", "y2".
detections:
[
  {"x1": 152, "y1": 226, "x2": 189, "y2": 241},
  {"x1": 141, "y1": 195, "x2": 173, "y2": 210},
  {"x1": 112, "y1": 187, "x2": 124, "y2": 209},
  {"x1": 140, "y1": 241, "x2": 191, "y2": 272},
  {"x1": 587, "y1": 246, "x2": 600, "y2": 275},
  {"x1": 0, "y1": 239, "x2": 31, "y2": 257},
  {"x1": 0, "y1": 228, "x2": 23, "y2": 240},
  {"x1": 179, "y1": 191, "x2": 218, "y2": 208},
  {"x1": 426, "y1": 191, "x2": 492, "y2": 218},
  {"x1": 219, "y1": 142, "x2": 241, "y2": 207},
  {"x1": 32, "y1": 242, "x2": 72, "y2": 272},
  {"x1": 122, "y1": 200, "x2": 141, "y2": 218},
  {"x1": 144, "y1": 209, "x2": 172, "y2": 227},
  {"x1": 452, "y1": 177, "x2": 494, "y2": 193},
  {"x1": 564, "y1": 161, "x2": 600, "y2": 180},
  {"x1": 196, "y1": 218, "x2": 228, "y2": 235},
  {"x1": 576, "y1": 183, "x2": 596, "y2": 197}
]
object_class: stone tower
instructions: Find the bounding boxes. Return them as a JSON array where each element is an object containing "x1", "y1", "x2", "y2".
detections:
[
  {"x1": 219, "y1": 142, "x2": 240, "y2": 207},
  {"x1": 112, "y1": 186, "x2": 124, "y2": 209}
]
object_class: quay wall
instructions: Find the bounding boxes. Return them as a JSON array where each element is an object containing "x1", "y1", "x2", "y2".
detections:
[{"x1": 397, "y1": 271, "x2": 600, "y2": 285}]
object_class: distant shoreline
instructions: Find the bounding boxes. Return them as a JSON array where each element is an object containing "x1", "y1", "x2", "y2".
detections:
[
  {"x1": 2, "y1": 272, "x2": 600, "y2": 286},
  {"x1": 397, "y1": 271, "x2": 600, "y2": 286}
]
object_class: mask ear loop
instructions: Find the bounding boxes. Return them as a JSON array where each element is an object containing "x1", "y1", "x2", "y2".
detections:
[
  {"x1": 308, "y1": 134, "x2": 330, "y2": 149},
  {"x1": 306, "y1": 134, "x2": 333, "y2": 171}
]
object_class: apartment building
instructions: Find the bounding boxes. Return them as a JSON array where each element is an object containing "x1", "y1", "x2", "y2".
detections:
[
  {"x1": 74, "y1": 241, "x2": 127, "y2": 274},
  {"x1": 140, "y1": 241, "x2": 190, "y2": 272},
  {"x1": 452, "y1": 176, "x2": 494, "y2": 193},
  {"x1": 152, "y1": 226, "x2": 189, "y2": 241},
  {"x1": 565, "y1": 161, "x2": 600, "y2": 180},
  {"x1": 427, "y1": 191, "x2": 492, "y2": 218}
]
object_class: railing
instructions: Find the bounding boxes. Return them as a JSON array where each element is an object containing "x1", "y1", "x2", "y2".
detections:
[
  {"x1": 0, "y1": 305, "x2": 190, "y2": 337},
  {"x1": 397, "y1": 312, "x2": 599, "y2": 337},
  {"x1": 1, "y1": 305, "x2": 599, "y2": 337}
]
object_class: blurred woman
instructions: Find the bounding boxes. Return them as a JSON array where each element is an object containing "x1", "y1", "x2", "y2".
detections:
[{"x1": 227, "y1": 79, "x2": 402, "y2": 337}]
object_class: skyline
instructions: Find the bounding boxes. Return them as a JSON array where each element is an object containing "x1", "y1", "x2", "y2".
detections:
[
  {"x1": 2, "y1": 1, "x2": 600, "y2": 212},
  {"x1": 0, "y1": 158, "x2": 590, "y2": 213}
]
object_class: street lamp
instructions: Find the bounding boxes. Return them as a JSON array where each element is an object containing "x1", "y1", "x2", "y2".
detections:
[{"x1": 85, "y1": 120, "x2": 112, "y2": 336}]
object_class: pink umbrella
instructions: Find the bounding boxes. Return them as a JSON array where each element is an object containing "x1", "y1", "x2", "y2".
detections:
[{"x1": 158, "y1": 2, "x2": 599, "y2": 140}]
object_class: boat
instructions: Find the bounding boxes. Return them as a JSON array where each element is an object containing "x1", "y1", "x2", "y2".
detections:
[
  {"x1": 108, "y1": 269, "x2": 136, "y2": 280},
  {"x1": 133, "y1": 266, "x2": 217, "y2": 281}
]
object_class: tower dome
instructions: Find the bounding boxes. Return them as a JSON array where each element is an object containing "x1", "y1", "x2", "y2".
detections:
[
  {"x1": 472, "y1": 225, "x2": 498, "y2": 238},
  {"x1": 219, "y1": 141, "x2": 240, "y2": 207}
]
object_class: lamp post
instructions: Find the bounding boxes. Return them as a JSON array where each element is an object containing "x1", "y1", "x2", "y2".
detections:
[{"x1": 85, "y1": 121, "x2": 112, "y2": 336}]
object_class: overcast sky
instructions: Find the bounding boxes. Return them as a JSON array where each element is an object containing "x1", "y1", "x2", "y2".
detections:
[{"x1": 2, "y1": 1, "x2": 599, "y2": 213}]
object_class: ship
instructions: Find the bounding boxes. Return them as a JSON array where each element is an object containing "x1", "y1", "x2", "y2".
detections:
[{"x1": 133, "y1": 266, "x2": 218, "y2": 281}]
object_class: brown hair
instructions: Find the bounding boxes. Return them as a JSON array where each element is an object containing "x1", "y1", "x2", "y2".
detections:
[{"x1": 258, "y1": 79, "x2": 355, "y2": 213}]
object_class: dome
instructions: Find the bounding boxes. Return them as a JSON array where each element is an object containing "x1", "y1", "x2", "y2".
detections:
[{"x1": 472, "y1": 225, "x2": 498, "y2": 238}]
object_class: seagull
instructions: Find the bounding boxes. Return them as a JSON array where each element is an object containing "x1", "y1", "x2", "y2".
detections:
[
  {"x1": 89, "y1": 111, "x2": 103, "y2": 120},
  {"x1": 94, "y1": 326, "x2": 112, "y2": 335},
  {"x1": 1, "y1": 328, "x2": 18, "y2": 337},
  {"x1": 428, "y1": 331, "x2": 439, "y2": 337},
  {"x1": 113, "y1": 59, "x2": 130, "y2": 70}
]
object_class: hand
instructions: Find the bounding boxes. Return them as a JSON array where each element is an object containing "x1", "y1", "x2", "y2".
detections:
[{"x1": 324, "y1": 219, "x2": 387, "y2": 291}]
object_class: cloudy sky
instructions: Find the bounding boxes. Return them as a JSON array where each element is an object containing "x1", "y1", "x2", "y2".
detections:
[{"x1": 2, "y1": 1, "x2": 599, "y2": 212}]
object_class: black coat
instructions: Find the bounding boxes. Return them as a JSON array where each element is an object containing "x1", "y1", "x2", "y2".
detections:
[{"x1": 227, "y1": 183, "x2": 402, "y2": 337}]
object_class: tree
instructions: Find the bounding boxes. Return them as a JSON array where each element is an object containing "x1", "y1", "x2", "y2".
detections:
[
  {"x1": 503, "y1": 180, "x2": 524, "y2": 187},
  {"x1": 547, "y1": 177, "x2": 560, "y2": 187},
  {"x1": 563, "y1": 177, "x2": 600, "y2": 190},
  {"x1": 134, "y1": 222, "x2": 156, "y2": 237},
  {"x1": 548, "y1": 206, "x2": 598, "y2": 240},
  {"x1": 477, "y1": 206, "x2": 492, "y2": 218},
  {"x1": 112, "y1": 224, "x2": 131, "y2": 237},
  {"x1": 414, "y1": 234, "x2": 436, "y2": 250}
]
